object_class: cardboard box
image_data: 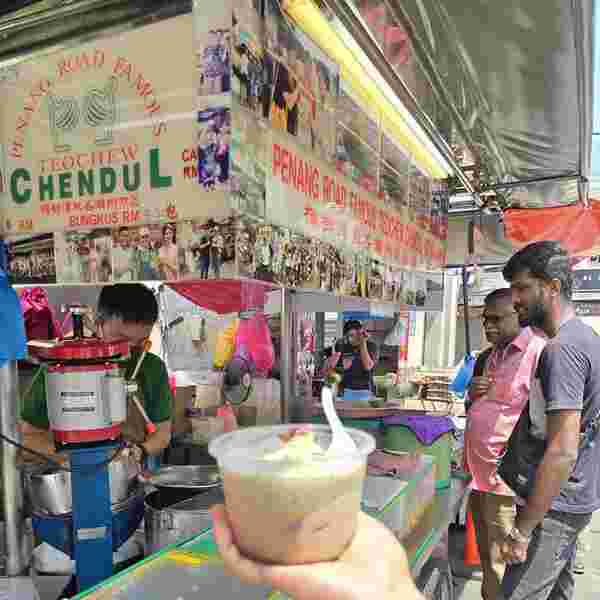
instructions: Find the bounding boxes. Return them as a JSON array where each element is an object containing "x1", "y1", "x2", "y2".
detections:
[{"x1": 172, "y1": 386, "x2": 194, "y2": 435}]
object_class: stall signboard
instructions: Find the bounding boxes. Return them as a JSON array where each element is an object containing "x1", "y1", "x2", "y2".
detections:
[
  {"x1": 237, "y1": 0, "x2": 446, "y2": 272},
  {"x1": 1, "y1": 2, "x2": 448, "y2": 306},
  {"x1": 0, "y1": 15, "x2": 229, "y2": 236}
]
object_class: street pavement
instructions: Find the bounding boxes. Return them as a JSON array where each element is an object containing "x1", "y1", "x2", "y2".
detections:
[{"x1": 450, "y1": 510, "x2": 600, "y2": 599}]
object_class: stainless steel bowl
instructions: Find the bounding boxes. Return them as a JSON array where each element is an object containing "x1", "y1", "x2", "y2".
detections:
[
  {"x1": 25, "y1": 454, "x2": 140, "y2": 516},
  {"x1": 139, "y1": 464, "x2": 221, "y2": 491}
]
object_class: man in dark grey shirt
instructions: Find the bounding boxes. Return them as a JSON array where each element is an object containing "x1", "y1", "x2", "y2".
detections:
[{"x1": 500, "y1": 241, "x2": 598, "y2": 600}]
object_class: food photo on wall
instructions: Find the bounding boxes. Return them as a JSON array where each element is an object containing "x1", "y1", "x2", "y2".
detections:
[
  {"x1": 231, "y1": 29, "x2": 265, "y2": 114},
  {"x1": 111, "y1": 223, "x2": 179, "y2": 282},
  {"x1": 315, "y1": 241, "x2": 346, "y2": 294},
  {"x1": 197, "y1": 106, "x2": 231, "y2": 191},
  {"x1": 335, "y1": 124, "x2": 379, "y2": 195},
  {"x1": 232, "y1": 159, "x2": 267, "y2": 220},
  {"x1": 410, "y1": 165, "x2": 432, "y2": 232},
  {"x1": 178, "y1": 218, "x2": 236, "y2": 280},
  {"x1": 236, "y1": 220, "x2": 317, "y2": 287},
  {"x1": 237, "y1": 220, "x2": 279, "y2": 282},
  {"x1": 231, "y1": 106, "x2": 268, "y2": 219},
  {"x1": 55, "y1": 228, "x2": 112, "y2": 283},
  {"x1": 380, "y1": 131, "x2": 411, "y2": 211},
  {"x1": 197, "y1": 28, "x2": 231, "y2": 98},
  {"x1": 262, "y1": 0, "x2": 339, "y2": 162},
  {"x1": 368, "y1": 260, "x2": 385, "y2": 301},
  {"x1": 7, "y1": 233, "x2": 57, "y2": 285}
]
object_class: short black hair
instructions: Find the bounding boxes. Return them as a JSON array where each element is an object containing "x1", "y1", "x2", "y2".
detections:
[
  {"x1": 484, "y1": 288, "x2": 513, "y2": 306},
  {"x1": 97, "y1": 284, "x2": 158, "y2": 325},
  {"x1": 344, "y1": 319, "x2": 363, "y2": 336},
  {"x1": 503, "y1": 241, "x2": 573, "y2": 300}
]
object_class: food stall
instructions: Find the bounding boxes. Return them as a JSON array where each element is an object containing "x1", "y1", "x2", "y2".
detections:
[
  {"x1": 0, "y1": 0, "x2": 595, "y2": 599},
  {"x1": 0, "y1": 0, "x2": 467, "y2": 596}
]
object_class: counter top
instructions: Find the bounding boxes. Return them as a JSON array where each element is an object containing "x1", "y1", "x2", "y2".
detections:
[{"x1": 73, "y1": 473, "x2": 470, "y2": 599}]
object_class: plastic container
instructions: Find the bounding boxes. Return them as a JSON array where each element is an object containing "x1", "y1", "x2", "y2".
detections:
[
  {"x1": 382, "y1": 418, "x2": 453, "y2": 489},
  {"x1": 363, "y1": 451, "x2": 435, "y2": 541},
  {"x1": 209, "y1": 424, "x2": 375, "y2": 565}
]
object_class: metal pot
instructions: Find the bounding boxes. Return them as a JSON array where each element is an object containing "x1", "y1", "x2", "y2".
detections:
[
  {"x1": 25, "y1": 454, "x2": 139, "y2": 516},
  {"x1": 139, "y1": 464, "x2": 220, "y2": 491},
  {"x1": 144, "y1": 488, "x2": 223, "y2": 555}
]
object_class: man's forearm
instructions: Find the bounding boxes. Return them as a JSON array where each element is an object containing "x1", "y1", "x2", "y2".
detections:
[
  {"x1": 142, "y1": 422, "x2": 172, "y2": 456},
  {"x1": 20, "y1": 429, "x2": 62, "y2": 463},
  {"x1": 516, "y1": 447, "x2": 577, "y2": 535},
  {"x1": 360, "y1": 343, "x2": 374, "y2": 371}
]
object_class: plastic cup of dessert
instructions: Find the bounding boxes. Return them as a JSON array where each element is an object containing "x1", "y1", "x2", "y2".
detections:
[{"x1": 209, "y1": 424, "x2": 376, "y2": 565}]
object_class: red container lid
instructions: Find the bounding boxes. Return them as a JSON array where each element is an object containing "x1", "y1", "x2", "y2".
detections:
[{"x1": 29, "y1": 338, "x2": 130, "y2": 362}]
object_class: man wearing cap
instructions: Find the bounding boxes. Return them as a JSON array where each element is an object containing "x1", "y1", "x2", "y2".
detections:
[{"x1": 325, "y1": 320, "x2": 379, "y2": 400}]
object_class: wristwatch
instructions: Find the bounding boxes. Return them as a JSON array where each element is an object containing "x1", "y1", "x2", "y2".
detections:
[{"x1": 507, "y1": 526, "x2": 532, "y2": 544}]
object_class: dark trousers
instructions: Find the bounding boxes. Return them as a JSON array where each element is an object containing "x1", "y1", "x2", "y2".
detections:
[{"x1": 501, "y1": 509, "x2": 592, "y2": 600}]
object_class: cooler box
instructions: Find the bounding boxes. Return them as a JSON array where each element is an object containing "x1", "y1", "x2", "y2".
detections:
[
  {"x1": 363, "y1": 451, "x2": 435, "y2": 541},
  {"x1": 382, "y1": 415, "x2": 454, "y2": 489}
]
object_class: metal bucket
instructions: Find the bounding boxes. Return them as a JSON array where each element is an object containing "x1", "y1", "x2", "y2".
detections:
[
  {"x1": 144, "y1": 488, "x2": 223, "y2": 555},
  {"x1": 31, "y1": 486, "x2": 146, "y2": 558},
  {"x1": 25, "y1": 455, "x2": 139, "y2": 516}
]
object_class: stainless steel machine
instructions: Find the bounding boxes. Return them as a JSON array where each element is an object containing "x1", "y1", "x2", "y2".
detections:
[{"x1": 27, "y1": 305, "x2": 144, "y2": 594}]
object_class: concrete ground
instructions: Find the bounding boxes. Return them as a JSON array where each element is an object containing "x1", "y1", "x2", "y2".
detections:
[{"x1": 450, "y1": 510, "x2": 600, "y2": 599}]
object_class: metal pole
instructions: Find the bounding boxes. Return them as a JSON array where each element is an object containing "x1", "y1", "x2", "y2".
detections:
[
  {"x1": 280, "y1": 289, "x2": 304, "y2": 423},
  {"x1": 0, "y1": 361, "x2": 25, "y2": 576},
  {"x1": 315, "y1": 312, "x2": 325, "y2": 367},
  {"x1": 280, "y1": 288, "x2": 292, "y2": 423},
  {"x1": 462, "y1": 220, "x2": 475, "y2": 356}
]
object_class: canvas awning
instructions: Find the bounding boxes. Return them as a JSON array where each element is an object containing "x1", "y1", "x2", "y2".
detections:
[
  {"x1": 167, "y1": 279, "x2": 278, "y2": 315},
  {"x1": 377, "y1": 0, "x2": 594, "y2": 208},
  {"x1": 1, "y1": 1, "x2": 596, "y2": 250}
]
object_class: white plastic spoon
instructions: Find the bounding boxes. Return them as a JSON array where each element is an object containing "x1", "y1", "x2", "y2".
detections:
[{"x1": 321, "y1": 386, "x2": 357, "y2": 456}]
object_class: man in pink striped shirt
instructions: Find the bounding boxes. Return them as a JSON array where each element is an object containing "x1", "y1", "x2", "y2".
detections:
[{"x1": 465, "y1": 288, "x2": 546, "y2": 600}]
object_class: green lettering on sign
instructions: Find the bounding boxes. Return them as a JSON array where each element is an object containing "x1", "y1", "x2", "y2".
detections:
[
  {"x1": 39, "y1": 175, "x2": 54, "y2": 202},
  {"x1": 123, "y1": 163, "x2": 141, "y2": 192},
  {"x1": 149, "y1": 148, "x2": 172, "y2": 189},
  {"x1": 10, "y1": 169, "x2": 31, "y2": 205},
  {"x1": 100, "y1": 168, "x2": 117, "y2": 194},
  {"x1": 78, "y1": 170, "x2": 95, "y2": 197},
  {"x1": 58, "y1": 172, "x2": 73, "y2": 199}
]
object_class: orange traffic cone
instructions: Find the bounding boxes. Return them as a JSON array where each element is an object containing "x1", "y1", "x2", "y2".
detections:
[{"x1": 464, "y1": 510, "x2": 481, "y2": 567}]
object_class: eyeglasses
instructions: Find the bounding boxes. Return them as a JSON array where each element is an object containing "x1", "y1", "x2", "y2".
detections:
[{"x1": 481, "y1": 311, "x2": 518, "y2": 326}]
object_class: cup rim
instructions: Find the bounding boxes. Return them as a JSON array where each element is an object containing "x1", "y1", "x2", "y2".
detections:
[{"x1": 208, "y1": 423, "x2": 376, "y2": 464}]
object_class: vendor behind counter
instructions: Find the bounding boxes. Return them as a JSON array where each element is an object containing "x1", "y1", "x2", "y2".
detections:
[
  {"x1": 324, "y1": 320, "x2": 379, "y2": 400},
  {"x1": 19, "y1": 283, "x2": 173, "y2": 467}
]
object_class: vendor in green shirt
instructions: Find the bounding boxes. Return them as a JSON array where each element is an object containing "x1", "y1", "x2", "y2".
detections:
[{"x1": 20, "y1": 283, "x2": 173, "y2": 465}]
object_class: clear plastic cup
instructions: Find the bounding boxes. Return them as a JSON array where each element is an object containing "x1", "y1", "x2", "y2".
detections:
[{"x1": 209, "y1": 424, "x2": 376, "y2": 565}]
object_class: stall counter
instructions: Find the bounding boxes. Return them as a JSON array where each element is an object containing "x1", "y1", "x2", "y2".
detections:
[{"x1": 71, "y1": 474, "x2": 470, "y2": 600}]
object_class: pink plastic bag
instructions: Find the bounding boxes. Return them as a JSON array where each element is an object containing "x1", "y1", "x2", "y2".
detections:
[
  {"x1": 235, "y1": 312, "x2": 274, "y2": 377},
  {"x1": 19, "y1": 288, "x2": 62, "y2": 341}
]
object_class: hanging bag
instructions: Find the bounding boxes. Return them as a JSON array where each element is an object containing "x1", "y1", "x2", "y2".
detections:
[
  {"x1": 19, "y1": 287, "x2": 62, "y2": 341},
  {"x1": 498, "y1": 400, "x2": 600, "y2": 499}
]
